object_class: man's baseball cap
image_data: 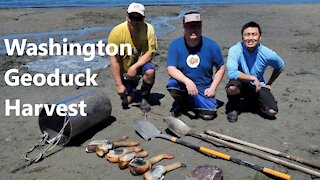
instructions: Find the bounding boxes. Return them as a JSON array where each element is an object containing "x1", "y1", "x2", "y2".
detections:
[
  {"x1": 127, "y1": 2, "x2": 145, "y2": 16},
  {"x1": 184, "y1": 13, "x2": 201, "y2": 23}
]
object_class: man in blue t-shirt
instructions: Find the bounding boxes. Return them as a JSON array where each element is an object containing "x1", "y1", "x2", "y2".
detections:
[
  {"x1": 226, "y1": 21, "x2": 285, "y2": 122},
  {"x1": 166, "y1": 12, "x2": 225, "y2": 120}
]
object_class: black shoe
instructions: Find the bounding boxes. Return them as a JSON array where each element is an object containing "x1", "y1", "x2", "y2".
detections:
[
  {"x1": 197, "y1": 111, "x2": 217, "y2": 121},
  {"x1": 121, "y1": 94, "x2": 129, "y2": 109},
  {"x1": 171, "y1": 105, "x2": 182, "y2": 117},
  {"x1": 140, "y1": 98, "x2": 151, "y2": 113},
  {"x1": 227, "y1": 110, "x2": 239, "y2": 122},
  {"x1": 121, "y1": 102, "x2": 129, "y2": 109}
]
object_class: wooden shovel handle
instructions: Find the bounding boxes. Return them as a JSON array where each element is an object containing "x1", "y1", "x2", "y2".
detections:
[
  {"x1": 204, "y1": 129, "x2": 320, "y2": 169},
  {"x1": 284, "y1": 155, "x2": 320, "y2": 169}
]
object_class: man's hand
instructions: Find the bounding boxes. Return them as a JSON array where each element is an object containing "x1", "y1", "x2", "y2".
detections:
[
  {"x1": 186, "y1": 80, "x2": 198, "y2": 96},
  {"x1": 117, "y1": 84, "x2": 126, "y2": 95},
  {"x1": 266, "y1": 84, "x2": 271, "y2": 90},
  {"x1": 127, "y1": 66, "x2": 138, "y2": 78},
  {"x1": 266, "y1": 69, "x2": 282, "y2": 91},
  {"x1": 252, "y1": 76, "x2": 261, "y2": 92},
  {"x1": 204, "y1": 87, "x2": 216, "y2": 97}
]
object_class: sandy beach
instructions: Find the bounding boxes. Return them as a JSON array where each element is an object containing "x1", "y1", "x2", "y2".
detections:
[{"x1": 0, "y1": 4, "x2": 319, "y2": 180}]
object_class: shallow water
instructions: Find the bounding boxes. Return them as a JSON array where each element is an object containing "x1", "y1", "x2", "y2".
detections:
[
  {"x1": 25, "y1": 55, "x2": 109, "y2": 74},
  {"x1": 0, "y1": 0, "x2": 319, "y2": 8},
  {"x1": 0, "y1": 8, "x2": 199, "y2": 74}
]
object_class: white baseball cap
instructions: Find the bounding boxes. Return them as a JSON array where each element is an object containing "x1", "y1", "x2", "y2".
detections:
[
  {"x1": 184, "y1": 13, "x2": 201, "y2": 23},
  {"x1": 127, "y1": 2, "x2": 145, "y2": 16}
]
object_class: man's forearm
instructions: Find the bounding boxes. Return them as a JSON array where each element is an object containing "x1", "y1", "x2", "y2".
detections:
[
  {"x1": 238, "y1": 72, "x2": 257, "y2": 82},
  {"x1": 131, "y1": 51, "x2": 153, "y2": 69},
  {"x1": 210, "y1": 64, "x2": 226, "y2": 90},
  {"x1": 267, "y1": 69, "x2": 282, "y2": 86},
  {"x1": 167, "y1": 66, "x2": 192, "y2": 85},
  {"x1": 109, "y1": 56, "x2": 123, "y2": 86}
]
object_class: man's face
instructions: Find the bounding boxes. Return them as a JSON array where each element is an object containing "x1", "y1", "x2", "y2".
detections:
[
  {"x1": 242, "y1": 27, "x2": 261, "y2": 50},
  {"x1": 127, "y1": 12, "x2": 144, "y2": 31},
  {"x1": 183, "y1": 22, "x2": 202, "y2": 46}
]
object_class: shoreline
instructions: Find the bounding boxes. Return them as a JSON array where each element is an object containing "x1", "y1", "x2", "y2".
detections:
[
  {"x1": 1, "y1": 1, "x2": 320, "y2": 9},
  {"x1": 1, "y1": 4, "x2": 319, "y2": 180}
]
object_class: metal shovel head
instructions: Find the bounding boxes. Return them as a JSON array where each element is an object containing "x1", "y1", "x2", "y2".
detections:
[
  {"x1": 133, "y1": 119, "x2": 161, "y2": 141},
  {"x1": 163, "y1": 117, "x2": 192, "y2": 138}
]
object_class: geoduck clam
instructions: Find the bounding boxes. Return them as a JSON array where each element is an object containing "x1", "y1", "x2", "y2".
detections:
[
  {"x1": 86, "y1": 136, "x2": 128, "y2": 153},
  {"x1": 95, "y1": 140, "x2": 140, "y2": 157},
  {"x1": 128, "y1": 154, "x2": 174, "y2": 175},
  {"x1": 143, "y1": 162, "x2": 186, "y2": 180},
  {"x1": 106, "y1": 146, "x2": 143, "y2": 163},
  {"x1": 118, "y1": 150, "x2": 148, "y2": 169},
  {"x1": 86, "y1": 140, "x2": 110, "y2": 153}
]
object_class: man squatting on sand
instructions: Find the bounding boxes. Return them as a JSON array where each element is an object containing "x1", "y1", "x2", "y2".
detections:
[
  {"x1": 108, "y1": 3, "x2": 284, "y2": 122},
  {"x1": 108, "y1": 2, "x2": 157, "y2": 112},
  {"x1": 166, "y1": 12, "x2": 226, "y2": 120},
  {"x1": 226, "y1": 21, "x2": 285, "y2": 122}
]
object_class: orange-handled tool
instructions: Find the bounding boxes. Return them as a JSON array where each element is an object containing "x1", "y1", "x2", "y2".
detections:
[{"x1": 134, "y1": 119, "x2": 291, "y2": 180}]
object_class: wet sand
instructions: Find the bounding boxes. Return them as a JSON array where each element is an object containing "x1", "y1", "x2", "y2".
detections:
[{"x1": 0, "y1": 4, "x2": 320, "y2": 180}]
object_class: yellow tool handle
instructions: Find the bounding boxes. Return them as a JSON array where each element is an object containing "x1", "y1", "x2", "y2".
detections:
[
  {"x1": 263, "y1": 168, "x2": 291, "y2": 180},
  {"x1": 199, "y1": 147, "x2": 231, "y2": 160}
]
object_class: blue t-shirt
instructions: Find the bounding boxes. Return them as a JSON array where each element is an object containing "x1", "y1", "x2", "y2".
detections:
[
  {"x1": 167, "y1": 36, "x2": 224, "y2": 92},
  {"x1": 226, "y1": 42, "x2": 285, "y2": 87}
]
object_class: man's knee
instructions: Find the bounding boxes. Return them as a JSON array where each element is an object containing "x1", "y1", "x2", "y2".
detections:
[
  {"x1": 168, "y1": 89, "x2": 184, "y2": 98},
  {"x1": 226, "y1": 85, "x2": 240, "y2": 95},
  {"x1": 144, "y1": 69, "x2": 155, "y2": 76},
  {"x1": 143, "y1": 69, "x2": 155, "y2": 83},
  {"x1": 262, "y1": 108, "x2": 278, "y2": 117}
]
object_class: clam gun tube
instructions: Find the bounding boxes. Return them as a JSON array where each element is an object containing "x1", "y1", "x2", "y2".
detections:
[
  {"x1": 133, "y1": 119, "x2": 291, "y2": 180},
  {"x1": 39, "y1": 88, "x2": 112, "y2": 146}
]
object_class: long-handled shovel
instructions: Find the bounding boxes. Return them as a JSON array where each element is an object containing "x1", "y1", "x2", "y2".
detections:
[
  {"x1": 133, "y1": 119, "x2": 291, "y2": 180},
  {"x1": 164, "y1": 117, "x2": 320, "y2": 178},
  {"x1": 204, "y1": 130, "x2": 320, "y2": 169}
]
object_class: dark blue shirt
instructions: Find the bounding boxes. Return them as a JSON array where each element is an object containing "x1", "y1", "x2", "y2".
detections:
[{"x1": 167, "y1": 36, "x2": 224, "y2": 92}]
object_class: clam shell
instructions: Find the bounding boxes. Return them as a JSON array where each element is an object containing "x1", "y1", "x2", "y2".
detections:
[
  {"x1": 120, "y1": 152, "x2": 136, "y2": 161},
  {"x1": 106, "y1": 149, "x2": 125, "y2": 163},
  {"x1": 118, "y1": 152, "x2": 136, "y2": 169},
  {"x1": 86, "y1": 140, "x2": 109, "y2": 153},
  {"x1": 129, "y1": 158, "x2": 151, "y2": 175}
]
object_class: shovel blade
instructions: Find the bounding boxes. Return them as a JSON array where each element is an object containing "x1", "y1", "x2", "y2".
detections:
[
  {"x1": 163, "y1": 117, "x2": 192, "y2": 138},
  {"x1": 133, "y1": 119, "x2": 161, "y2": 141}
]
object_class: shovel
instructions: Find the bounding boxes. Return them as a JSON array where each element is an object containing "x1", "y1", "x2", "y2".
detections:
[
  {"x1": 133, "y1": 119, "x2": 291, "y2": 180},
  {"x1": 164, "y1": 117, "x2": 320, "y2": 178}
]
